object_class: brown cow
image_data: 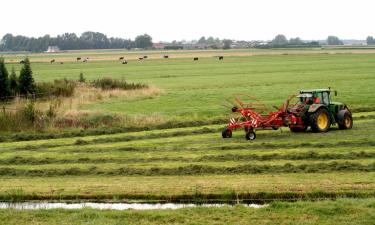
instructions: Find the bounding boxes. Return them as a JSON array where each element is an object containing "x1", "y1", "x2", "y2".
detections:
[
  {"x1": 50, "y1": 59, "x2": 55, "y2": 64},
  {"x1": 77, "y1": 57, "x2": 81, "y2": 61},
  {"x1": 164, "y1": 55, "x2": 169, "y2": 59},
  {"x1": 139, "y1": 57, "x2": 144, "y2": 60},
  {"x1": 193, "y1": 57, "x2": 199, "y2": 61},
  {"x1": 119, "y1": 57, "x2": 124, "y2": 60},
  {"x1": 219, "y1": 56, "x2": 224, "y2": 60},
  {"x1": 143, "y1": 56, "x2": 148, "y2": 59}
]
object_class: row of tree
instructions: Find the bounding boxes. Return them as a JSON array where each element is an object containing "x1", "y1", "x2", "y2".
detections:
[
  {"x1": 0, "y1": 32, "x2": 153, "y2": 52},
  {"x1": 367, "y1": 36, "x2": 375, "y2": 45},
  {"x1": 0, "y1": 58, "x2": 35, "y2": 100},
  {"x1": 263, "y1": 34, "x2": 320, "y2": 48}
]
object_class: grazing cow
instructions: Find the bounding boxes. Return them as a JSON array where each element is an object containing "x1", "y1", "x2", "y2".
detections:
[
  {"x1": 77, "y1": 57, "x2": 81, "y2": 61},
  {"x1": 193, "y1": 57, "x2": 199, "y2": 61},
  {"x1": 122, "y1": 60, "x2": 128, "y2": 64},
  {"x1": 139, "y1": 57, "x2": 143, "y2": 60},
  {"x1": 219, "y1": 56, "x2": 224, "y2": 60},
  {"x1": 50, "y1": 59, "x2": 55, "y2": 64},
  {"x1": 164, "y1": 55, "x2": 169, "y2": 59},
  {"x1": 119, "y1": 57, "x2": 124, "y2": 60},
  {"x1": 143, "y1": 56, "x2": 148, "y2": 59},
  {"x1": 83, "y1": 59, "x2": 87, "y2": 63}
]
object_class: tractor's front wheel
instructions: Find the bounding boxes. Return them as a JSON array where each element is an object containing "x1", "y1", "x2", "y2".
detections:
[
  {"x1": 245, "y1": 130, "x2": 256, "y2": 140},
  {"x1": 222, "y1": 129, "x2": 232, "y2": 138},
  {"x1": 309, "y1": 108, "x2": 331, "y2": 132},
  {"x1": 337, "y1": 110, "x2": 353, "y2": 130}
]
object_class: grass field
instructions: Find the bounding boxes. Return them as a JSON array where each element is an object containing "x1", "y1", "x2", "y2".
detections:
[{"x1": 1, "y1": 48, "x2": 375, "y2": 223}]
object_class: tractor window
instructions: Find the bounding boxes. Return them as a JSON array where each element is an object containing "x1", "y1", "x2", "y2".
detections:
[
  {"x1": 322, "y1": 92, "x2": 330, "y2": 105},
  {"x1": 314, "y1": 92, "x2": 323, "y2": 104}
]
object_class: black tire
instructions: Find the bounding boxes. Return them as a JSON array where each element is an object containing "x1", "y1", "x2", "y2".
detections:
[
  {"x1": 309, "y1": 108, "x2": 331, "y2": 132},
  {"x1": 337, "y1": 110, "x2": 353, "y2": 130},
  {"x1": 245, "y1": 131, "x2": 256, "y2": 140},
  {"x1": 222, "y1": 129, "x2": 232, "y2": 138}
]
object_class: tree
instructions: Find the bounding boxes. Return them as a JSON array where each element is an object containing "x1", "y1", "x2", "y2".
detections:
[
  {"x1": 9, "y1": 67, "x2": 18, "y2": 95},
  {"x1": 272, "y1": 34, "x2": 288, "y2": 46},
  {"x1": 367, "y1": 36, "x2": 374, "y2": 45},
  {"x1": 198, "y1": 36, "x2": 206, "y2": 44},
  {"x1": 223, "y1": 39, "x2": 232, "y2": 49},
  {"x1": 0, "y1": 57, "x2": 11, "y2": 100},
  {"x1": 289, "y1": 37, "x2": 303, "y2": 45},
  {"x1": 326, "y1": 36, "x2": 343, "y2": 45},
  {"x1": 206, "y1": 36, "x2": 215, "y2": 45},
  {"x1": 134, "y1": 34, "x2": 153, "y2": 49},
  {"x1": 18, "y1": 58, "x2": 35, "y2": 95}
]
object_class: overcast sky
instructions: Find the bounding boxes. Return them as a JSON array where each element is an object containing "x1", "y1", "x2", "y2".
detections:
[{"x1": 1, "y1": 0, "x2": 374, "y2": 42}]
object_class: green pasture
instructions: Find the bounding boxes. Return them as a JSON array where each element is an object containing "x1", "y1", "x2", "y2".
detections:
[{"x1": 4, "y1": 51, "x2": 375, "y2": 121}]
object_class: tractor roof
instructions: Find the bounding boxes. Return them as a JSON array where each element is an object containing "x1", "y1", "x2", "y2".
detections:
[
  {"x1": 300, "y1": 89, "x2": 332, "y2": 93},
  {"x1": 297, "y1": 93, "x2": 313, "y2": 98}
]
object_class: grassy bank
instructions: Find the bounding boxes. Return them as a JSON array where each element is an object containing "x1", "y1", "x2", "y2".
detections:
[{"x1": 0, "y1": 198, "x2": 374, "y2": 225}]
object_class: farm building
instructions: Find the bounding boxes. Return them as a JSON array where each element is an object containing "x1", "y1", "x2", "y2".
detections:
[
  {"x1": 46, "y1": 46, "x2": 60, "y2": 53},
  {"x1": 152, "y1": 43, "x2": 165, "y2": 49}
]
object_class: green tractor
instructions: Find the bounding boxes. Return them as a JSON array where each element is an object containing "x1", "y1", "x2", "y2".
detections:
[{"x1": 288, "y1": 88, "x2": 353, "y2": 132}]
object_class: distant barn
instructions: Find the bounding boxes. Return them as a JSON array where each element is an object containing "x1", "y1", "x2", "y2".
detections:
[{"x1": 46, "y1": 46, "x2": 60, "y2": 53}]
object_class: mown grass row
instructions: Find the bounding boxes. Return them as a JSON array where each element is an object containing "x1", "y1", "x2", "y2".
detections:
[
  {"x1": 1, "y1": 151, "x2": 375, "y2": 165},
  {"x1": 0, "y1": 119, "x2": 227, "y2": 143},
  {"x1": 0, "y1": 112, "x2": 374, "y2": 143},
  {"x1": 1, "y1": 162, "x2": 375, "y2": 176},
  {"x1": 6, "y1": 138, "x2": 373, "y2": 155}
]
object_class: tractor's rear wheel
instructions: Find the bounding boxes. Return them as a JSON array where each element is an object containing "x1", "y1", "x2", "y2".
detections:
[
  {"x1": 245, "y1": 130, "x2": 256, "y2": 140},
  {"x1": 222, "y1": 129, "x2": 232, "y2": 138},
  {"x1": 337, "y1": 110, "x2": 353, "y2": 130},
  {"x1": 309, "y1": 108, "x2": 331, "y2": 132}
]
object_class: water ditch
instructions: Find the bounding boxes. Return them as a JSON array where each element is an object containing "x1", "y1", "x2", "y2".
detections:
[{"x1": 0, "y1": 202, "x2": 267, "y2": 210}]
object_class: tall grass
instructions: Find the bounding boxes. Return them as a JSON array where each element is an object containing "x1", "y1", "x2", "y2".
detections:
[
  {"x1": 35, "y1": 79, "x2": 76, "y2": 97},
  {"x1": 92, "y1": 77, "x2": 147, "y2": 90}
]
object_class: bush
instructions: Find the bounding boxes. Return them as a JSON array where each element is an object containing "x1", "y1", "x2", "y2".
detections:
[
  {"x1": 35, "y1": 79, "x2": 76, "y2": 97},
  {"x1": 79, "y1": 72, "x2": 85, "y2": 83},
  {"x1": 92, "y1": 77, "x2": 147, "y2": 90},
  {"x1": 22, "y1": 102, "x2": 37, "y2": 122}
]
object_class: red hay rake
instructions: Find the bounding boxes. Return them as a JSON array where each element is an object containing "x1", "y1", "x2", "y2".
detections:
[{"x1": 222, "y1": 94, "x2": 299, "y2": 140}]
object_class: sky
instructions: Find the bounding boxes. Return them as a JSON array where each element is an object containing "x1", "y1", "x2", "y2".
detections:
[{"x1": 1, "y1": 0, "x2": 374, "y2": 42}]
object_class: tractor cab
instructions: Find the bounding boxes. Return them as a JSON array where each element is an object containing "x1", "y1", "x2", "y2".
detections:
[{"x1": 298, "y1": 89, "x2": 333, "y2": 106}]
